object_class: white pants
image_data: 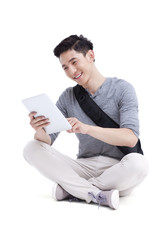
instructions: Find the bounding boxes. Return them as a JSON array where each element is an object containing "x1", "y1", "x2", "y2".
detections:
[{"x1": 23, "y1": 140, "x2": 149, "y2": 203}]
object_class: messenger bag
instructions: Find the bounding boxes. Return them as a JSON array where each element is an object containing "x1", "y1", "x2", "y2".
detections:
[{"x1": 73, "y1": 84, "x2": 143, "y2": 155}]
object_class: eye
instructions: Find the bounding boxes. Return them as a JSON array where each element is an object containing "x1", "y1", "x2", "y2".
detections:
[{"x1": 73, "y1": 61, "x2": 77, "y2": 65}]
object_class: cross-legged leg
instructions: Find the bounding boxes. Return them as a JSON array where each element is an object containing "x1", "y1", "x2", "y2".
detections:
[
  {"x1": 88, "y1": 153, "x2": 149, "y2": 195},
  {"x1": 23, "y1": 140, "x2": 100, "y2": 203}
]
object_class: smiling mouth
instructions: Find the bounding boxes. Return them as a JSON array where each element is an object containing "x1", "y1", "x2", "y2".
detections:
[{"x1": 74, "y1": 73, "x2": 82, "y2": 80}]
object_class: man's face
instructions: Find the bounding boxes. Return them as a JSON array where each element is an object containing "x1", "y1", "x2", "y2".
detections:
[{"x1": 59, "y1": 49, "x2": 95, "y2": 86}]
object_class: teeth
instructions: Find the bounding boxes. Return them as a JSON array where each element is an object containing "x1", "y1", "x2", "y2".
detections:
[{"x1": 75, "y1": 73, "x2": 81, "y2": 79}]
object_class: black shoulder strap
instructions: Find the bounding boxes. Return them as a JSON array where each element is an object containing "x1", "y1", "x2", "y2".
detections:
[
  {"x1": 73, "y1": 84, "x2": 143, "y2": 155},
  {"x1": 73, "y1": 84, "x2": 119, "y2": 128}
]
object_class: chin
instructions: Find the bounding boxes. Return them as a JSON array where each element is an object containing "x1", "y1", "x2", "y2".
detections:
[{"x1": 77, "y1": 78, "x2": 88, "y2": 87}]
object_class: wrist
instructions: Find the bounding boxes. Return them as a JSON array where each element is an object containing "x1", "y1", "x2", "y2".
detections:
[
  {"x1": 34, "y1": 130, "x2": 51, "y2": 145},
  {"x1": 35, "y1": 129, "x2": 45, "y2": 137},
  {"x1": 85, "y1": 125, "x2": 93, "y2": 135}
]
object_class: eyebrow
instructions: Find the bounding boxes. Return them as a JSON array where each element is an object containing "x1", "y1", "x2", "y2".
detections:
[{"x1": 62, "y1": 57, "x2": 77, "y2": 68}]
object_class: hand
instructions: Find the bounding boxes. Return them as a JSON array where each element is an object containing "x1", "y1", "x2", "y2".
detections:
[
  {"x1": 29, "y1": 112, "x2": 50, "y2": 133},
  {"x1": 67, "y1": 117, "x2": 89, "y2": 134}
]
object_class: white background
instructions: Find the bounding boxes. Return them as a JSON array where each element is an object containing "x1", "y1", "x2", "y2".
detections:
[{"x1": 0, "y1": 0, "x2": 160, "y2": 239}]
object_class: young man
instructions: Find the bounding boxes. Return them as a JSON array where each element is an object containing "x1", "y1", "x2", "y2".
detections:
[{"x1": 23, "y1": 35, "x2": 149, "y2": 210}]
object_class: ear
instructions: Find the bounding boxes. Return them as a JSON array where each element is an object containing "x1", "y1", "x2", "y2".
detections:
[{"x1": 87, "y1": 50, "x2": 95, "y2": 62}]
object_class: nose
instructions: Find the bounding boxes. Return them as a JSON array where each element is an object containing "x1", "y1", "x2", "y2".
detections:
[{"x1": 69, "y1": 65, "x2": 76, "y2": 75}]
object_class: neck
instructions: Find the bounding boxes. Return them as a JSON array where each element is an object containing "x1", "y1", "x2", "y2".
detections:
[{"x1": 83, "y1": 66, "x2": 106, "y2": 95}]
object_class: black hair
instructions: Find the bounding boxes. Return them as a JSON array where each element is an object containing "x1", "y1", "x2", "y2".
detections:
[{"x1": 53, "y1": 34, "x2": 94, "y2": 58}]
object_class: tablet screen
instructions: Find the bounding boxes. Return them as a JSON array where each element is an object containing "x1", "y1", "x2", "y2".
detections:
[{"x1": 22, "y1": 93, "x2": 72, "y2": 134}]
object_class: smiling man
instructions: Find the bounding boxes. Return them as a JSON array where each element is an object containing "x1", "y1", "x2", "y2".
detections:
[{"x1": 23, "y1": 35, "x2": 149, "y2": 210}]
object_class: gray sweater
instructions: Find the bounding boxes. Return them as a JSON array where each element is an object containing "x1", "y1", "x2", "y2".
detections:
[{"x1": 50, "y1": 77, "x2": 140, "y2": 160}]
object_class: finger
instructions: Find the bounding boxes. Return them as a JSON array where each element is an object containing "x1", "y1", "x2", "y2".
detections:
[
  {"x1": 30, "y1": 118, "x2": 49, "y2": 128},
  {"x1": 72, "y1": 124, "x2": 79, "y2": 132},
  {"x1": 34, "y1": 122, "x2": 50, "y2": 132},
  {"x1": 35, "y1": 122, "x2": 50, "y2": 130},
  {"x1": 67, "y1": 129, "x2": 73, "y2": 133},
  {"x1": 67, "y1": 118, "x2": 73, "y2": 120},
  {"x1": 29, "y1": 112, "x2": 37, "y2": 119},
  {"x1": 67, "y1": 118, "x2": 77, "y2": 126},
  {"x1": 34, "y1": 118, "x2": 49, "y2": 126},
  {"x1": 31, "y1": 116, "x2": 46, "y2": 124},
  {"x1": 67, "y1": 117, "x2": 77, "y2": 122}
]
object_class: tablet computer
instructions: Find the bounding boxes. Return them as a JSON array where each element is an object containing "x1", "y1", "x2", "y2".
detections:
[{"x1": 22, "y1": 93, "x2": 72, "y2": 134}]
